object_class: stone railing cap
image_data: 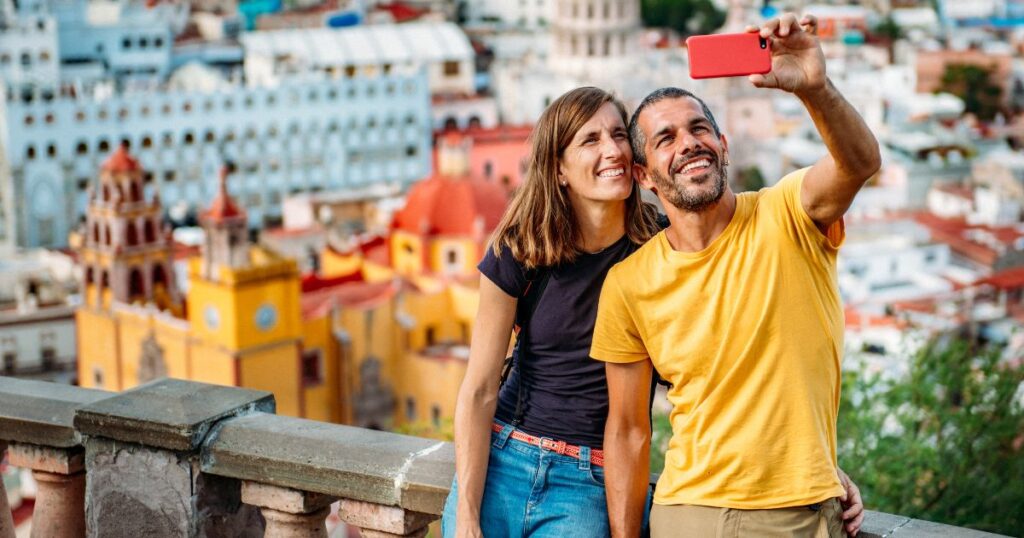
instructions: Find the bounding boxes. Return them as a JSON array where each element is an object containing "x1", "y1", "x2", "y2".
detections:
[
  {"x1": 0, "y1": 377, "x2": 112, "y2": 448},
  {"x1": 74, "y1": 378, "x2": 275, "y2": 452},
  {"x1": 202, "y1": 413, "x2": 454, "y2": 515},
  {"x1": 860, "y1": 510, "x2": 1009, "y2": 538}
]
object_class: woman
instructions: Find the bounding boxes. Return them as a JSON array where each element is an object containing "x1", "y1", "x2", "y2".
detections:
[{"x1": 442, "y1": 87, "x2": 863, "y2": 537}]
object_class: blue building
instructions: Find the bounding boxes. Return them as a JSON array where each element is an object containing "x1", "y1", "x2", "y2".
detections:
[{"x1": 0, "y1": 0, "x2": 434, "y2": 250}]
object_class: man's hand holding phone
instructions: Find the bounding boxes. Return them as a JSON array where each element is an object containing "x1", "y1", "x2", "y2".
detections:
[{"x1": 745, "y1": 13, "x2": 827, "y2": 97}]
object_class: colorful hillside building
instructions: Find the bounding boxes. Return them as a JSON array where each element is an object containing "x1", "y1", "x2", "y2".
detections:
[{"x1": 76, "y1": 138, "x2": 509, "y2": 429}]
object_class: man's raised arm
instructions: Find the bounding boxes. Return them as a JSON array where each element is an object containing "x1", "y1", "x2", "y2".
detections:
[
  {"x1": 604, "y1": 359, "x2": 653, "y2": 538},
  {"x1": 749, "y1": 13, "x2": 882, "y2": 229}
]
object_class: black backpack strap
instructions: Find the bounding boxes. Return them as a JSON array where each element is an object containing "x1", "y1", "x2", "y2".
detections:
[{"x1": 500, "y1": 268, "x2": 550, "y2": 427}]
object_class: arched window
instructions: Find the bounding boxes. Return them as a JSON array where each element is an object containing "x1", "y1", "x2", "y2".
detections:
[
  {"x1": 86, "y1": 266, "x2": 94, "y2": 285},
  {"x1": 104, "y1": 224, "x2": 112, "y2": 246},
  {"x1": 128, "y1": 268, "x2": 145, "y2": 301},
  {"x1": 144, "y1": 220, "x2": 156, "y2": 243},
  {"x1": 129, "y1": 181, "x2": 140, "y2": 202},
  {"x1": 126, "y1": 222, "x2": 138, "y2": 246},
  {"x1": 92, "y1": 222, "x2": 100, "y2": 243},
  {"x1": 153, "y1": 264, "x2": 167, "y2": 289}
]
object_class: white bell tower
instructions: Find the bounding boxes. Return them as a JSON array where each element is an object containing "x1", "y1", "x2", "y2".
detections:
[{"x1": 549, "y1": 0, "x2": 640, "y2": 78}]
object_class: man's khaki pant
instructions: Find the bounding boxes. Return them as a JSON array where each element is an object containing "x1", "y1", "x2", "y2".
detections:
[{"x1": 650, "y1": 498, "x2": 846, "y2": 538}]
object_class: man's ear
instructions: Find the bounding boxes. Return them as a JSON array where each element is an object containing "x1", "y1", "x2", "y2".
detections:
[
  {"x1": 720, "y1": 134, "x2": 730, "y2": 164},
  {"x1": 633, "y1": 163, "x2": 655, "y2": 192}
]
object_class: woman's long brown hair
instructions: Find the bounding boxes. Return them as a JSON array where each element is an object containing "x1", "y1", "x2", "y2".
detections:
[{"x1": 491, "y1": 87, "x2": 660, "y2": 270}]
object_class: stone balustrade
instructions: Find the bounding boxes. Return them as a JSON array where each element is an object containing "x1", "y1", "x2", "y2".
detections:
[{"x1": 0, "y1": 376, "x2": 1010, "y2": 537}]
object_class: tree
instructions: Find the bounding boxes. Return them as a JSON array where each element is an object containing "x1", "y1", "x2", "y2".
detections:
[
  {"x1": 735, "y1": 165, "x2": 766, "y2": 193},
  {"x1": 939, "y1": 63, "x2": 1005, "y2": 122},
  {"x1": 641, "y1": 0, "x2": 726, "y2": 37},
  {"x1": 838, "y1": 339, "x2": 1024, "y2": 536},
  {"x1": 870, "y1": 15, "x2": 903, "y2": 63}
]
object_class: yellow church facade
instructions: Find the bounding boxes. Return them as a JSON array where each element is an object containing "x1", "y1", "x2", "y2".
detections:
[{"x1": 76, "y1": 141, "x2": 504, "y2": 432}]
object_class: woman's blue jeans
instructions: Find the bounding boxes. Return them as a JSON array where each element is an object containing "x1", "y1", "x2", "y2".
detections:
[{"x1": 442, "y1": 420, "x2": 648, "y2": 537}]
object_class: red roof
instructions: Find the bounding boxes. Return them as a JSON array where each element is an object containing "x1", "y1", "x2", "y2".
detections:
[
  {"x1": 374, "y1": 2, "x2": 426, "y2": 22},
  {"x1": 392, "y1": 174, "x2": 508, "y2": 237},
  {"x1": 300, "y1": 280, "x2": 396, "y2": 319},
  {"x1": 203, "y1": 165, "x2": 245, "y2": 223},
  {"x1": 301, "y1": 271, "x2": 364, "y2": 293},
  {"x1": 102, "y1": 143, "x2": 141, "y2": 174},
  {"x1": 976, "y1": 266, "x2": 1024, "y2": 290},
  {"x1": 913, "y1": 212, "x2": 1024, "y2": 267}
]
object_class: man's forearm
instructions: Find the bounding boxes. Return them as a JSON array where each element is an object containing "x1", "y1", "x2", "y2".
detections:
[
  {"x1": 798, "y1": 78, "x2": 881, "y2": 182},
  {"x1": 605, "y1": 427, "x2": 650, "y2": 537}
]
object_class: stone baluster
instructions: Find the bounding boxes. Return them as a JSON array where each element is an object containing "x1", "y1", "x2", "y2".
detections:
[
  {"x1": 338, "y1": 499, "x2": 433, "y2": 538},
  {"x1": 240, "y1": 482, "x2": 336, "y2": 538},
  {"x1": 202, "y1": 413, "x2": 452, "y2": 538},
  {"x1": 6, "y1": 444, "x2": 85, "y2": 538},
  {"x1": 1, "y1": 442, "x2": 14, "y2": 538},
  {"x1": 0, "y1": 378, "x2": 111, "y2": 538}
]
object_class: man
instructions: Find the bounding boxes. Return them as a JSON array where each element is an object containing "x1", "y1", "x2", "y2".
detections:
[{"x1": 590, "y1": 14, "x2": 880, "y2": 538}]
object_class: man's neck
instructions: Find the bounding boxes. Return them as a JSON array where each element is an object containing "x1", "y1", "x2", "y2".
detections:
[
  {"x1": 663, "y1": 190, "x2": 738, "y2": 252},
  {"x1": 571, "y1": 197, "x2": 626, "y2": 253}
]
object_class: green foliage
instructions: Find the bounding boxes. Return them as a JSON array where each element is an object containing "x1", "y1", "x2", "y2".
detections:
[
  {"x1": 650, "y1": 408, "x2": 672, "y2": 474},
  {"x1": 395, "y1": 418, "x2": 454, "y2": 441},
  {"x1": 838, "y1": 340, "x2": 1024, "y2": 536},
  {"x1": 871, "y1": 15, "x2": 904, "y2": 41},
  {"x1": 641, "y1": 0, "x2": 726, "y2": 37},
  {"x1": 736, "y1": 166, "x2": 766, "y2": 193},
  {"x1": 939, "y1": 63, "x2": 1004, "y2": 121}
]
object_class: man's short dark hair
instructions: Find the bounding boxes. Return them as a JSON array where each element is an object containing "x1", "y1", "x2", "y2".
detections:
[{"x1": 628, "y1": 87, "x2": 722, "y2": 167}]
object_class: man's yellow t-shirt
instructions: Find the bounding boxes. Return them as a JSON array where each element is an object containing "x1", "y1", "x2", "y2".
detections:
[{"x1": 591, "y1": 168, "x2": 846, "y2": 509}]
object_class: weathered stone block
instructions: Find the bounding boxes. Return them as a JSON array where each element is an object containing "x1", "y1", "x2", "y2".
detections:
[
  {"x1": 75, "y1": 378, "x2": 274, "y2": 452},
  {"x1": 83, "y1": 438, "x2": 263, "y2": 538},
  {"x1": 0, "y1": 377, "x2": 111, "y2": 448},
  {"x1": 202, "y1": 413, "x2": 454, "y2": 515},
  {"x1": 338, "y1": 499, "x2": 434, "y2": 535},
  {"x1": 7, "y1": 443, "x2": 84, "y2": 475},
  {"x1": 240, "y1": 482, "x2": 336, "y2": 514}
]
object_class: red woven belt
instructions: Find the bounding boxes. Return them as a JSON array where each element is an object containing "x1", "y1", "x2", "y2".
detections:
[{"x1": 492, "y1": 423, "x2": 604, "y2": 467}]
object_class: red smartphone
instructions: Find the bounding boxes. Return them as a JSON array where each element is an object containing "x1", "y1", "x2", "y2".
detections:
[{"x1": 686, "y1": 32, "x2": 771, "y2": 79}]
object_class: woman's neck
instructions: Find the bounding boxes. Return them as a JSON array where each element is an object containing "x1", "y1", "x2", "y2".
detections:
[{"x1": 572, "y1": 198, "x2": 626, "y2": 254}]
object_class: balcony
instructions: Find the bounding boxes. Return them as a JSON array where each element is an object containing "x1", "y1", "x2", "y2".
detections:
[{"x1": 0, "y1": 377, "x2": 1007, "y2": 537}]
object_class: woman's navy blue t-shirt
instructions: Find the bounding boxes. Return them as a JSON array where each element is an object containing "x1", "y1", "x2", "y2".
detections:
[{"x1": 478, "y1": 235, "x2": 641, "y2": 449}]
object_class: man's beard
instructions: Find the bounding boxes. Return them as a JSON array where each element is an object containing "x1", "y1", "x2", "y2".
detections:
[{"x1": 650, "y1": 152, "x2": 728, "y2": 212}]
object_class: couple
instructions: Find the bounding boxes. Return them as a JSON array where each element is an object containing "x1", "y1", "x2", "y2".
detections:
[{"x1": 443, "y1": 14, "x2": 880, "y2": 538}]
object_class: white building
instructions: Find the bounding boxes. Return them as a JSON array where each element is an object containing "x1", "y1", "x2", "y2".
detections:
[
  {"x1": 240, "y1": 22, "x2": 476, "y2": 96},
  {"x1": 838, "y1": 218, "x2": 955, "y2": 307},
  {"x1": 0, "y1": 249, "x2": 79, "y2": 383},
  {"x1": 463, "y1": 0, "x2": 554, "y2": 30},
  {"x1": 0, "y1": 0, "x2": 436, "y2": 251}
]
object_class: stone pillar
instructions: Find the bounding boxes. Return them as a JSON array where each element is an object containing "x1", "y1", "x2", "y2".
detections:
[
  {"x1": 73, "y1": 379, "x2": 274, "y2": 538},
  {"x1": 0, "y1": 442, "x2": 14, "y2": 538},
  {"x1": 338, "y1": 499, "x2": 434, "y2": 538},
  {"x1": 240, "y1": 482, "x2": 335, "y2": 538},
  {"x1": 6, "y1": 444, "x2": 86, "y2": 538}
]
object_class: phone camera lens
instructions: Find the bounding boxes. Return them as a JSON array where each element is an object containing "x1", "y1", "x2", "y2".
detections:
[{"x1": 759, "y1": 37, "x2": 767, "y2": 49}]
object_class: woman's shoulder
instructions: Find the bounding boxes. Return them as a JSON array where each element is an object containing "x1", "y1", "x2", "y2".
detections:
[{"x1": 479, "y1": 242, "x2": 530, "y2": 297}]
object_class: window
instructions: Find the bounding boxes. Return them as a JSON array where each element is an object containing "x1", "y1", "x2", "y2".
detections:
[
  {"x1": 26, "y1": 145, "x2": 36, "y2": 160},
  {"x1": 164, "y1": 170, "x2": 176, "y2": 182},
  {"x1": 431, "y1": 405, "x2": 441, "y2": 427},
  {"x1": 76, "y1": 141, "x2": 88, "y2": 155},
  {"x1": 98, "y1": 139, "x2": 110, "y2": 152},
  {"x1": 406, "y1": 146, "x2": 418, "y2": 157},
  {"x1": 20, "y1": 52, "x2": 31, "y2": 67},
  {"x1": 41, "y1": 347, "x2": 56, "y2": 370},
  {"x1": 154, "y1": 37, "x2": 164, "y2": 48},
  {"x1": 443, "y1": 61, "x2": 460, "y2": 77},
  {"x1": 301, "y1": 349, "x2": 323, "y2": 386},
  {"x1": 77, "y1": 178, "x2": 90, "y2": 191},
  {"x1": 425, "y1": 326, "x2": 436, "y2": 346},
  {"x1": 122, "y1": 37, "x2": 132, "y2": 50},
  {"x1": 2, "y1": 352, "x2": 15, "y2": 375},
  {"x1": 93, "y1": 366, "x2": 103, "y2": 387},
  {"x1": 405, "y1": 397, "x2": 417, "y2": 421},
  {"x1": 142, "y1": 136, "x2": 153, "y2": 149},
  {"x1": 46, "y1": 144, "x2": 56, "y2": 158}
]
